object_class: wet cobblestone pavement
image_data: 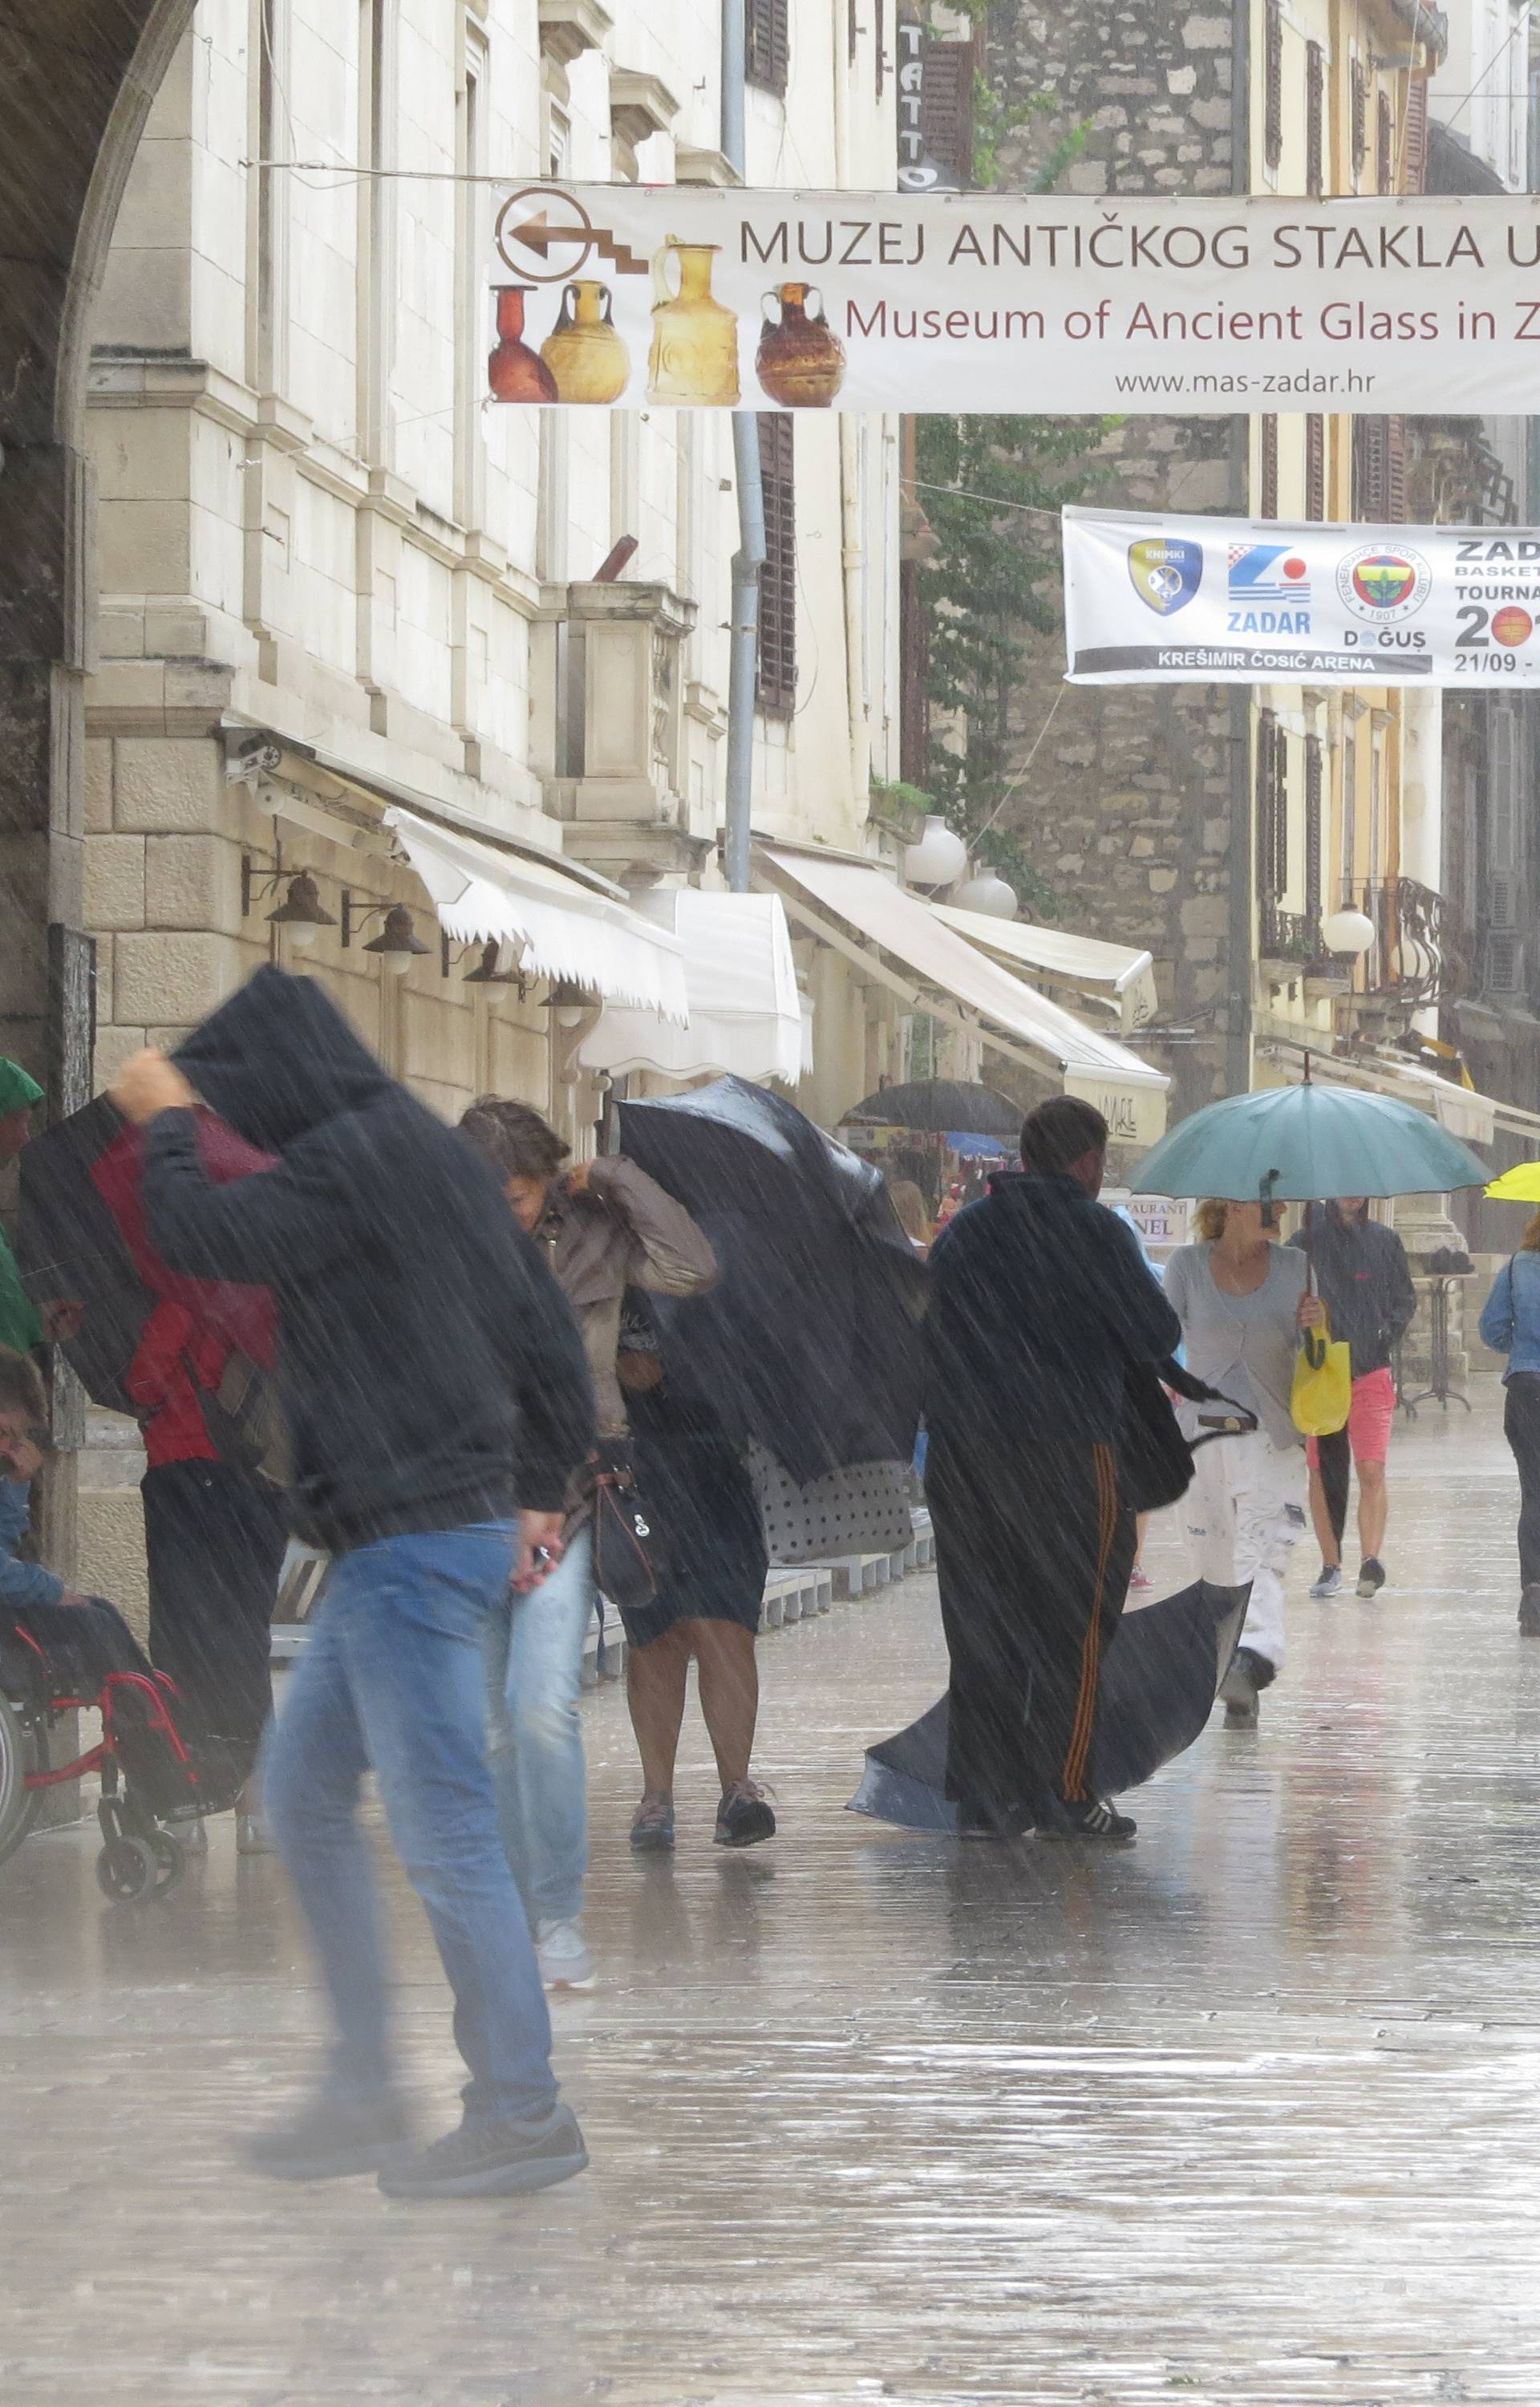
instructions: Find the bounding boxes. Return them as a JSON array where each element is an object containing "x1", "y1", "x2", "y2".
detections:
[{"x1": 5, "y1": 1403, "x2": 1540, "y2": 2405}]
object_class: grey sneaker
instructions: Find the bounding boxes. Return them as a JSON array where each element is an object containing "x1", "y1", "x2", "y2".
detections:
[
  {"x1": 1220, "y1": 1646, "x2": 1275, "y2": 1727},
  {"x1": 379, "y1": 2103, "x2": 588, "y2": 2200},
  {"x1": 535, "y1": 1917, "x2": 596, "y2": 1992},
  {"x1": 243, "y1": 2093, "x2": 414, "y2": 2182},
  {"x1": 1310, "y1": 1563, "x2": 1343, "y2": 1599},
  {"x1": 629, "y1": 1792, "x2": 675, "y2": 1853}
]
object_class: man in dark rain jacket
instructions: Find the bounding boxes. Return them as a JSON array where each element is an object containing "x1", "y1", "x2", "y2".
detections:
[
  {"x1": 925, "y1": 1096, "x2": 1181, "y2": 1841},
  {"x1": 111, "y1": 968, "x2": 596, "y2": 2200}
]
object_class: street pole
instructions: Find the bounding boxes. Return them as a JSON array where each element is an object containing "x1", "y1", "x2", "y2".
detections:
[{"x1": 722, "y1": 0, "x2": 764, "y2": 895}]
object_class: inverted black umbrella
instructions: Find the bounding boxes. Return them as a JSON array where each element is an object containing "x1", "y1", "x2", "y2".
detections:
[
  {"x1": 841, "y1": 1078, "x2": 1022, "y2": 1139},
  {"x1": 618, "y1": 1076, "x2": 926, "y2": 1484},
  {"x1": 847, "y1": 1577, "x2": 1251, "y2": 1832}
]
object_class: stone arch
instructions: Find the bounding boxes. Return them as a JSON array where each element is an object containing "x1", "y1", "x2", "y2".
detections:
[{"x1": 0, "y1": 0, "x2": 198, "y2": 1074}]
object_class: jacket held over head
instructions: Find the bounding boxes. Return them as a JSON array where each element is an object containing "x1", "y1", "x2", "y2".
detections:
[{"x1": 140, "y1": 968, "x2": 595, "y2": 1553}]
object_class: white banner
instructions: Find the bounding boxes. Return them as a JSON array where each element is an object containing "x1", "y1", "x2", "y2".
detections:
[
  {"x1": 486, "y1": 185, "x2": 1540, "y2": 416},
  {"x1": 1062, "y1": 505, "x2": 1540, "y2": 688}
]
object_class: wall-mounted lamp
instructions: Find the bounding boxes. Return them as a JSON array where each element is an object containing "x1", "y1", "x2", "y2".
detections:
[
  {"x1": 342, "y1": 891, "x2": 432, "y2": 975},
  {"x1": 543, "y1": 978, "x2": 594, "y2": 1029},
  {"x1": 242, "y1": 854, "x2": 338, "y2": 950},
  {"x1": 461, "y1": 938, "x2": 528, "y2": 993}
]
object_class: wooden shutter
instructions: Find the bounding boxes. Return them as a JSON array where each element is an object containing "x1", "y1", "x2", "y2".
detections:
[
  {"x1": 1403, "y1": 74, "x2": 1429, "y2": 193},
  {"x1": 1354, "y1": 416, "x2": 1389, "y2": 518},
  {"x1": 1304, "y1": 737, "x2": 1323, "y2": 928},
  {"x1": 1260, "y1": 414, "x2": 1279, "y2": 518},
  {"x1": 1376, "y1": 91, "x2": 1393, "y2": 194},
  {"x1": 756, "y1": 413, "x2": 797, "y2": 716},
  {"x1": 747, "y1": 0, "x2": 790, "y2": 98},
  {"x1": 918, "y1": 39, "x2": 975, "y2": 189},
  {"x1": 1257, "y1": 710, "x2": 1288, "y2": 905},
  {"x1": 1305, "y1": 414, "x2": 1326, "y2": 519},
  {"x1": 1264, "y1": 0, "x2": 1283, "y2": 171},
  {"x1": 1306, "y1": 43, "x2": 1325, "y2": 198},
  {"x1": 1351, "y1": 57, "x2": 1368, "y2": 181}
]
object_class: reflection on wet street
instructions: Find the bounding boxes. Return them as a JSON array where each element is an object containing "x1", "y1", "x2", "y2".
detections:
[{"x1": 5, "y1": 1405, "x2": 1540, "y2": 2405}]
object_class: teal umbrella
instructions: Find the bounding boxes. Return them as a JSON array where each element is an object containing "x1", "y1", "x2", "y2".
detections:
[{"x1": 1129, "y1": 1079, "x2": 1489, "y2": 1204}]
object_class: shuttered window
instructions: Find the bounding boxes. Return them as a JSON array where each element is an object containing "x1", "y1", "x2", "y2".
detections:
[
  {"x1": 1305, "y1": 42, "x2": 1325, "y2": 198},
  {"x1": 1376, "y1": 91, "x2": 1394, "y2": 193},
  {"x1": 756, "y1": 413, "x2": 797, "y2": 716},
  {"x1": 1264, "y1": 0, "x2": 1283, "y2": 171},
  {"x1": 1304, "y1": 737, "x2": 1324, "y2": 929},
  {"x1": 1305, "y1": 414, "x2": 1326, "y2": 519},
  {"x1": 746, "y1": 0, "x2": 789, "y2": 97},
  {"x1": 1260, "y1": 414, "x2": 1279, "y2": 518},
  {"x1": 1353, "y1": 416, "x2": 1407, "y2": 521},
  {"x1": 918, "y1": 39, "x2": 975, "y2": 189},
  {"x1": 1403, "y1": 74, "x2": 1429, "y2": 193},
  {"x1": 1351, "y1": 57, "x2": 1368, "y2": 181},
  {"x1": 1257, "y1": 710, "x2": 1288, "y2": 903}
]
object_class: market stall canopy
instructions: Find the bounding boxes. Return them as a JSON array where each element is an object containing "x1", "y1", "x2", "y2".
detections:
[
  {"x1": 760, "y1": 846, "x2": 1169, "y2": 1146},
  {"x1": 579, "y1": 891, "x2": 804, "y2": 1086},
  {"x1": 384, "y1": 806, "x2": 688, "y2": 1023},
  {"x1": 933, "y1": 903, "x2": 1159, "y2": 1037}
]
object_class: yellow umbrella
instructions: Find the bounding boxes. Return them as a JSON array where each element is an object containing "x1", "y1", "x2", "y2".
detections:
[{"x1": 1485, "y1": 1163, "x2": 1540, "y2": 1202}]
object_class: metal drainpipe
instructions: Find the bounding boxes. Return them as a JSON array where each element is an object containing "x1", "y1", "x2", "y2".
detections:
[
  {"x1": 1224, "y1": 0, "x2": 1254, "y2": 1099},
  {"x1": 722, "y1": 0, "x2": 765, "y2": 893}
]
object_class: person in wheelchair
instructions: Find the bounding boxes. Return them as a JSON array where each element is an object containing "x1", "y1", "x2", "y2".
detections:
[{"x1": 2, "y1": 1345, "x2": 239, "y2": 1894}]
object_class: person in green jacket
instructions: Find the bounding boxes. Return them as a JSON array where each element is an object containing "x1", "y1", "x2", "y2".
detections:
[{"x1": 0, "y1": 1060, "x2": 46, "y2": 1358}]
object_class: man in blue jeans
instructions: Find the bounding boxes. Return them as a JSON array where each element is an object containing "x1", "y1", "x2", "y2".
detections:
[{"x1": 112, "y1": 968, "x2": 595, "y2": 2199}]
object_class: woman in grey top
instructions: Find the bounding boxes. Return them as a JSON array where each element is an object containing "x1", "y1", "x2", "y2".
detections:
[{"x1": 1163, "y1": 1199, "x2": 1322, "y2": 1727}]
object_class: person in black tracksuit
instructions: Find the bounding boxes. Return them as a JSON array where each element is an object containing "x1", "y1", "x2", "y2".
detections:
[{"x1": 924, "y1": 1097, "x2": 1181, "y2": 1841}]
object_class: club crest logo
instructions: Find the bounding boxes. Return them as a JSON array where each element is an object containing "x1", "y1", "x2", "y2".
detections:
[
  {"x1": 1336, "y1": 543, "x2": 1432, "y2": 625},
  {"x1": 1129, "y1": 536, "x2": 1202, "y2": 616}
]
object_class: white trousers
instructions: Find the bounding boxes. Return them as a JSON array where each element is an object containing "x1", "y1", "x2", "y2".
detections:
[{"x1": 1182, "y1": 1430, "x2": 1307, "y2": 1674}]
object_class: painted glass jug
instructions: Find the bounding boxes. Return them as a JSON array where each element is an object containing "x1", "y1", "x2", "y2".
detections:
[
  {"x1": 488, "y1": 286, "x2": 558, "y2": 403},
  {"x1": 646, "y1": 239, "x2": 740, "y2": 405},
  {"x1": 756, "y1": 283, "x2": 846, "y2": 407},
  {"x1": 540, "y1": 280, "x2": 630, "y2": 404}
]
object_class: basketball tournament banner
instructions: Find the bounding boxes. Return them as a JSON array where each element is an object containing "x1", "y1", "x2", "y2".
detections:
[
  {"x1": 1061, "y1": 506, "x2": 1540, "y2": 687},
  {"x1": 486, "y1": 185, "x2": 1540, "y2": 415}
]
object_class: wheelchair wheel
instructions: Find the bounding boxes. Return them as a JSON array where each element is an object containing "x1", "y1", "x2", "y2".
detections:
[
  {"x1": 96, "y1": 1836, "x2": 159, "y2": 1902},
  {"x1": 0, "y1": 1694, "x2": 43, "y2": 1869},
  {"x1": 148, "y1": 1829, "x2": 185, "y2": 1894}
]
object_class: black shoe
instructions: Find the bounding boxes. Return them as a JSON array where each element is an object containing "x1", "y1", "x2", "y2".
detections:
[
  {"x1": 1520, "y1": 1584, "x2": 1540, "y2": 1636},
  {"x1": 1035, "y1": 1794, "x2": 1137, "y2": 1840},
  {"x1": 714, "y1": 1778, "x2": 776, "y2": 1848},
  {"x1": 379, "y1": 2103, "x2": 589, "y2": 2199},
  {"x1": 956, "y1": 1800, "x2": 1030, "y2": 1841},
  {"x1": 1220, "y1": 1644, "x2": 1275, "y2": 1727},
  {"x1": 242, "y1": 2094, "x2": 415, "y2": 2182},
  {"x1": 1356, "y1": 1557, "x2": 1387, "y2": 1598}
]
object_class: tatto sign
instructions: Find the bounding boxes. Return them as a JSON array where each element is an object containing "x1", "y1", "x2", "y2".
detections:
[
  {"x1": 486, "y1": 185, "x2": 1540, "y2": 414},
  {"x1": 1064, "y1": 507, "x2": 1540, "y2": 687}
]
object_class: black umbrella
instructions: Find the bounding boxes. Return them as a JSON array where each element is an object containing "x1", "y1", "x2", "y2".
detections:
[
  {"x1": 618, "y1": 1076, "x2": 926, "y2": 1484},
  {"x1": 15, "y1": 1098, "x2": 152, "y2": 1415},
  {"x1": 841, "y1": 1078, "x2": 1022, "y2": 1139},
  {"x1": 847, "y1": 1578, "x2": 1251, "y2": 1831}
]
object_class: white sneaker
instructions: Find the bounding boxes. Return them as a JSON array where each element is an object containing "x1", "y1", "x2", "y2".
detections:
[{"x1": 535, "y1": 1918, "x2": 596, "y2": 1992}]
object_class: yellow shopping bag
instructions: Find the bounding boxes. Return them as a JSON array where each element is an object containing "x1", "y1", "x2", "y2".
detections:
[{"x1": 1291, "y1": 1305, "x2": 1352, "y2": 1436}]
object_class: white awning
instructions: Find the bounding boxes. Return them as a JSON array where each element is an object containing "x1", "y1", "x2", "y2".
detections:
[
  {"x1": 1276, "y1": 1049, "x2": 1497, "y2": 1147},
  {"x1": 385, "y1": 808, "x2": 688, "y2": 1023},
  {"x1": 761, "y1": 846, "x2": 1169, "y2": 1144},
  {"x1": 579, "y1": 890, "x2": 804, "y2": 1085},
  {"x1": 934, "y1": 903, "x2": 1160, "y2": 1036}
]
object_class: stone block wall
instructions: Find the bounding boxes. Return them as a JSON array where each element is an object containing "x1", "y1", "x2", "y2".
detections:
[{"x1": 983, "y1": 1, "x2": 1244, "y2": 1118}]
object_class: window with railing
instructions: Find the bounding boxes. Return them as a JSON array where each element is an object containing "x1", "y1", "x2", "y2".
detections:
[
  {"x1": 1257, "y1": 708, "x2": 1287, "y2": 912},
  {"x1": 1305, "y1": 414, "x2": 1326, "y2": 518},
  {"x1": 1376, "y1": 91, "x2": 1394, "y2": 193},
  {"x1": 1351, "y1": 56, "x2": 1368, "y2": 181}
]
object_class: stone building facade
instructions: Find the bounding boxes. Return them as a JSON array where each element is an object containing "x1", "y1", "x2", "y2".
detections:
[{"x1": 981, "y1": 0, "x2": 1246, "y2": 1121}]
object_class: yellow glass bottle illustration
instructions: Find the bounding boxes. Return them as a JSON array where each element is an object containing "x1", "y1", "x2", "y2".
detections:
[
  {"x1": 540, "y1": 280, "x2": 630, "y2": 404},
  {"x1": 646, "y1": 238, "x2": 740, "y2": 405}
]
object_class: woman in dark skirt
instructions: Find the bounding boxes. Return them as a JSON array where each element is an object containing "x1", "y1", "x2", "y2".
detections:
[{"x1": 618, "y1": 1309, "x2": 773, "y2": 1853}]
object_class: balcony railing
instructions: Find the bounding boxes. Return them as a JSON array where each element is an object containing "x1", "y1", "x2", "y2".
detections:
[
  {"x1": 1353, "y1": 877, "x2": 1469, "y2": 1009},
  {"x1": 1259, "y1": 903, "x2": 1326, "y2": 972}
]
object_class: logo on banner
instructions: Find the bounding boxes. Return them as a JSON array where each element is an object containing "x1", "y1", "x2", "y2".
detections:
[
  {"x1": 1227, "y1": 542, "x2": 1311, "y2": 631},
  {"x1": 1128, "y1": 537, "x2": 1202, "y2": 616},
  {"x1": 1337, "y1": 544, "x2": 1433, "y2": 625}
]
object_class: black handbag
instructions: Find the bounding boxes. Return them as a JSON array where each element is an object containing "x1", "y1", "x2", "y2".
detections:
[
  {"x1": 589, "y1": 1442, "x2": 666, "y2": 1613},
  {"x1": 1119, "y1": 1358, "x2": 1257, "y2": 1514}
]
